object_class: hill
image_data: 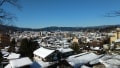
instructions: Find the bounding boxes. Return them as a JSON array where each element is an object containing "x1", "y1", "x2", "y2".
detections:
[{"x1": 0, "y1": 24, "x2": 120, "y2": 32}]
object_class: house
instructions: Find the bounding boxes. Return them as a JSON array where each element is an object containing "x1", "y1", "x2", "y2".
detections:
[
  {"x1": 99, "y1": 54, "x2": 120, "y2": 68},
  {"x1": 1, "y1": 49, "x2": 9, "y2": 59},
  {"x1": 33, "y1": 47, "x2": 60, "y2": 62},
  {"x1": 90, "y1": 46, "x2": 101, "y2": 51},
  {"x1": 0, "y1": 33, "x2": 10, "y2": 47},
  {"x1": 7, "y1": 53, "x2": 20, "y2": 60},
  {"x1": 110, "y1": 28, "x2": 120, "y2": 44},
  {"x1": 43, "y1": 59, "x2": 74, "y2": 68},
  {"x1": 103, "y1": 44, "x2": 110, "y2": 51},
  {"x1": 107, "y1": 38, "x2": 120, "y2": 50},
  {"x1": 114, "y1": 39, "x2": 120, "y2": 50},
  {"x1": 30, "y1": 60, "x2": 51, "y2": 68},
  {"x1": 66, "y1": 52, "x2": 102, "y2": 68},
  {"x1": 5, "y1": 57, "x2": 32, "y2": 68},
  {"x1": 57, "y1": 48, "x2": 73, "y2": 58}
]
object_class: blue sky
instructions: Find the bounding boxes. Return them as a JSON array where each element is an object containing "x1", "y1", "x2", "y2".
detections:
[{"x1": 3, "y1": 0, "x2": 120, "y2": 28}]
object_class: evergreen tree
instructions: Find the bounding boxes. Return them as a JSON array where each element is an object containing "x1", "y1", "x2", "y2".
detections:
[
  {"x1": 8, "y1": 38, "x2": 16, "y2": 52},
  {"x1": 0, "y1": 51, "x2": 2, "y2": 64},
  {"x1": 19, "y1": 38, "x2": 39, "y2": 58},
  {"x1": 70, "y1": 42, "x2": 80, "y2": 54}
]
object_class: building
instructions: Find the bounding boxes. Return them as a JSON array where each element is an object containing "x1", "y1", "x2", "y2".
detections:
[
  {"x1": 7, "y1": 53, "x2": 20, "y2": 60},
  {"x1": 72, "y1": 37, "x2": 78, "y2": 43},
  {"x1": 114, "y1": 39, "x2": 120, "y2": 50},
  {"x1": 109, "y1": 28, "x2": 120, "y2": 50},
  {"x1": 57, "y1": 48, "x2": 74, "y2": 58},
  {"x1": 0, "y1": 33, "x2": 10, "y2": 47},
  {"x1": 33, "y1": 47, "x2": 60, "y2": 62},
  {"x1": 99, "y1": 54, "x2": 120, "y2": 68},
  {"x1": 5, "y1": 57, "x2": 32, "y2": 68},
  {"x1": 110, "y1": 28, "x2": 120, "y2": 44},
  {"x1": 66, "y1": 52, "x2": 102, "y2": 68}
]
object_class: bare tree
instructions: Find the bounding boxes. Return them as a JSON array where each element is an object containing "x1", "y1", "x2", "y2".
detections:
[
  {"x1": 104, "y1": 10, "x2": 120, "y2": 17},
  {"x1": 0, "y1": 0, "x2": 21, "y2": 25}
]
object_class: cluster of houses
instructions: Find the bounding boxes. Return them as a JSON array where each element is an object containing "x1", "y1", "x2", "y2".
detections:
[{"x1": 0, "y1": 28, "x2": 120, "y2": 68}]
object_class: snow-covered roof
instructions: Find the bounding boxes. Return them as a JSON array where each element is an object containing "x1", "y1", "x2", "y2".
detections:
[
  {"x1": 66, "y1": 52, "x2": 100, "y2": 68},
  {"x1": 4, "y1": 64, "x2": 11, "y2": 68},
  {"x1": 99, "y1": 55, "x2": 120, "y2": 66},
  {"x1": 5, "y1": 46, "x2": 10, "y2": 49},
  {"x1": 63, "y1": 44, "x2": 70, "y2": 48},
  {"x1": 105, "y1": 59, "x2": 120, "y2": 65},
  {"x1": 1, "y1": 50, "x2": 9, "y2": 55},
  {"x1": 7, "y1": 53, "x2": 20, "y2": 60},
  {"x1": 63, "y1": 42, "x2": 70, "y2": 45},
  {"x1": 1, "y1": 50, "x2": 9, "y2": 58},
  {"x1": 10, "y1": 57, "x2": 32, "y2": 68},
  {"x1": 81, "y1": 65, "x2": 91, "y2": 68},
  {"x1": 90, "y1": 47, "x2": 101, "y2": 50},
  {"x1": 89, "y1": 54, "x2": 104, "y2": 65},
  {"x1": 57, "y1": 48, "x2": 73, "y2": 53},
  {"x1": 115, "y1": 39, "x2": 120, "y2": 43},
  {"x1": 108, "y1": 33, "x2": 114, "y2": 36},
  {"x1": 33, "y1": 47, "x2": 55, "y2": 58}
]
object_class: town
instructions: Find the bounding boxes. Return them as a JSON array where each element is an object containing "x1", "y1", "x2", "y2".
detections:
[
  {"x1": 1, "y1": 0, "x2": 120, "y2": 68},
  {"x1": 0, "y1": 27, "x2": 120, "y2": 68}
]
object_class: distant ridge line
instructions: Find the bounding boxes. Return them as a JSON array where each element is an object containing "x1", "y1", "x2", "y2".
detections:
[{"x1": 0, "y1": 24, "x2": 120, "y2": 32}]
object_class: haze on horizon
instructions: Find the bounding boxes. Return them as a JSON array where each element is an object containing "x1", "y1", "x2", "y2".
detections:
[{"x1": 3, "y1": 0, "x2": 120, "y2": 28}]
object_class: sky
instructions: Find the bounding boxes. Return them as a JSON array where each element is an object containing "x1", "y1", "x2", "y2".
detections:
[{"x1": 3, "y1": 0, "x2": 120, "y2": 28}]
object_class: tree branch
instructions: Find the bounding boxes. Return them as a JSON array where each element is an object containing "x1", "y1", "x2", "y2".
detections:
[
  {"x1": 0, "y1": 0, "x2": 21, "y2": 24},
  {"x1": 0, "y1": 0, "x2": 7, "y2": 7},
  {"x1": 105, "y1": 10, "x2": 120, "y2": 17}
]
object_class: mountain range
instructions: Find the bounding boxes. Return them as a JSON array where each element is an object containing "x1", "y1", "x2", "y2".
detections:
[{"x1": 0, "y1": 24, "x2": 120, "y2": 32}]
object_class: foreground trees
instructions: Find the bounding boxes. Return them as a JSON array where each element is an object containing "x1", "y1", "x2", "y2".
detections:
[
  {"x1": 8, "y1": 38, "x2": 16, "y2": 52},
  {"x1": 19, "y1": 38, "x2": 39, "y2": 58},
  {"x1": 0, "y1": 51, "x2": 2, "y2": 64}
]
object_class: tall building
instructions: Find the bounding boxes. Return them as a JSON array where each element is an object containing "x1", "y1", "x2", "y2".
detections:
[{"x1": 110, "y1": 28, "x2": 120, "y2": 43}]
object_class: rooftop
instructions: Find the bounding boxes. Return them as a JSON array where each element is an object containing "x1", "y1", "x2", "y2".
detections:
[
  {"x1": 10, "y1": 57, "x2": 32, "y2": 68},
  {"x1": 7, "y1": 53, "x2": 20, "y2": 60},
  {"x1": 66, "y1": 52, "x2": 100, "y2": 67},
  {"x1": 33, "y1": 47, "x2": 55, "y2": 58}
]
